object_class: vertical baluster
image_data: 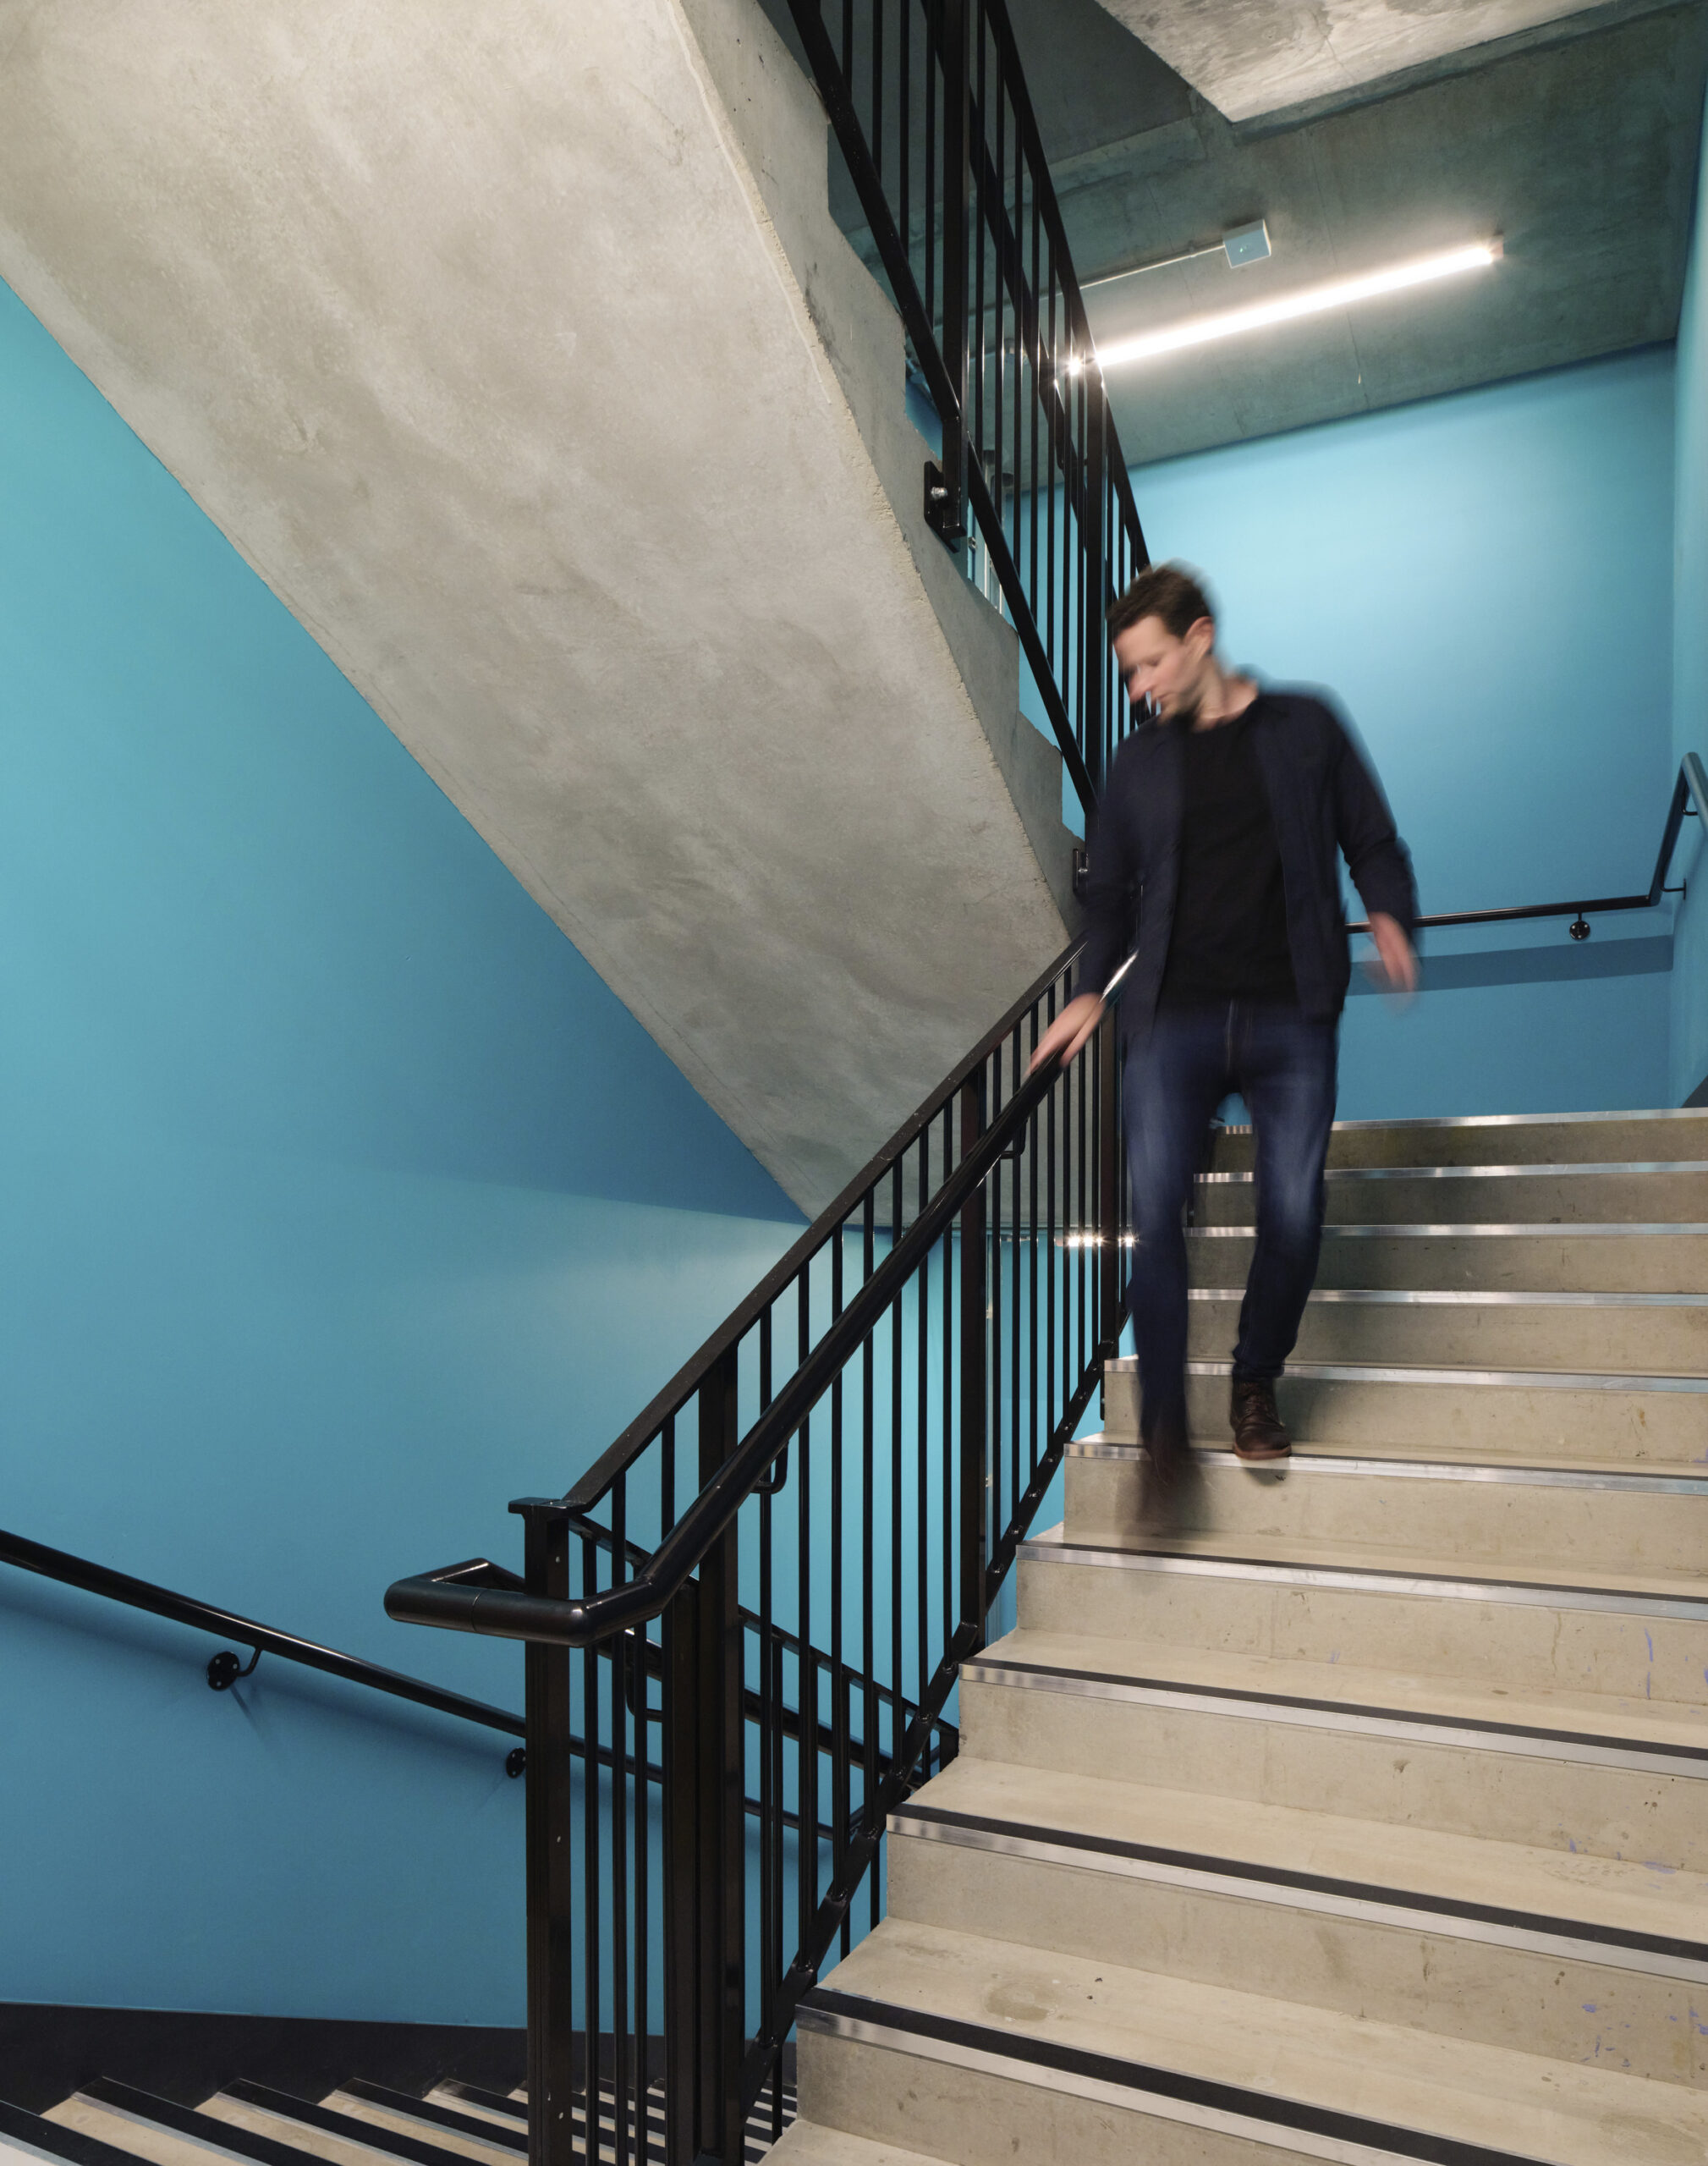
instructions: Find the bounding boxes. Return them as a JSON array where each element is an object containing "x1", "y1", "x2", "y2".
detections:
[
  {"x1": 581, "y1": 1533, "x2": 601, "y2": 2155},
  {"x1": 987, "y1": 1047, "x2": 1003, "y2": 1553},
  {"x1": 1009, "y1": 1031, "x2": 1022, "y2": 1541},
  {"x1": 517, "y1": 1497, "x2": 575, "y2": 2166},
  {"x1": 889, "y1": 1157, "x2": 904, "y2": 1845},
  {"x1": 862, "y1": 1189, "x2": 879, "y2": 1933},
  {"x1": 634, "y1": 1607, "x2": 651, "y2": 2156},
  {"x1": 611, "y1": 1483, "x2": 632, "y2": 2164},
  {"x1": 940, "y1": 1103, "x2": 956, "y2": 1672},
  {"x1": 872, "y1": 0, "x2": 884, "y2": 204},
  {"x1": 971, "y1": 0, "x2": 986, "y2": 535},
  {"x1": 797, "y1": 1270, "x2": 816, "y2": 1965},
  {"x1": 694, "y1": 1355, "x2": 744, "y2": 2165},
  {"x1": 829, "y1": 1224, "x2": 849, "y2": 1956},
  {"x1": 991, "y1": 64, "x2": 1005, "y2": 561},
  {"x1": 916, "y1": 1124, "x2": 931, "y2": 1734},
  {"x1": 924, "y1": 0, "x2": 937, "y2": 329},
  {"x1": 958, "y1": 1068, "x2": 988, "y2": 1662}
]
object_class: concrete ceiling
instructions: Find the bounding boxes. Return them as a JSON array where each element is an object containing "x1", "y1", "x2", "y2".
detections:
[
  {"x1": 998, "y1": 0, "x2": 1708, "y2": 461},
  {"x1": 1086, "y1": 0, "x2": 1612, "y2": 124}
]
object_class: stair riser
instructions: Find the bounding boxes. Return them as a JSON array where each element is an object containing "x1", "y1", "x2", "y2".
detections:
[
  {"x1": 884, "y1": 1837, "x2": 1708, "y2": 2085},
  {"x1": 1209, "y1": 1116, "x2": 1708, "y2": 1173},
  {"x1": 1193, "y1": 1170, "x2": 1708, "y2": 1224},
  {"x1": 1188, "y1": 1229, "x2": 1708, "y2": 1293},
  {"x1": 959, "y1": 1677, "x2": 1708, "y2": 1870},
  {"x1": 1099, "y1": 1366, "x2": 1708, "y2": 1461},
  {"x1": 1064, "y1": 1454, "x2": 1708, "y2": 1574},
  {"x1": 799, "y1": 2031, "x2": 1310, "y2": 2166},
  {"x1": 1183, "y1": 1297, "x2": 1707, "y2": 1372},
  {"x1": 1017, "y1": 1557, "x2": 1708, "y2": 1703}
]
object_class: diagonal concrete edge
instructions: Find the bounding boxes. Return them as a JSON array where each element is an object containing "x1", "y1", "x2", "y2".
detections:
[{"x1": 0, "y1": 0, "x2": 1075, "y2": 1215}]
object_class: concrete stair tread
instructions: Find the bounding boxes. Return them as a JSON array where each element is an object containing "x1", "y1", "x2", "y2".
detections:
[
  {"x1": 1074, "y1": 1431, "x2": 1708, "y2": 1479},
  {"x1": 0, "y1": 2099, "x2": 161, "y2": 2166},
  {"x1": 971, "y1": 1625, "x2": 1708, "y2": 1745},
  {"x1": 1030, "y1": 1516, "x2": 1708, "y2": 1603},
  {"x1": 46, "y1": 2083, "x2": 327, "y2": 2166},
  {"x1": 809, "y1": 1917, "x2": 1708, "y2": 2165},
  {"x1": 759, "y1": 2124, "x2": 947, "y2": 2166},
  {"x1": 896, "y1": 1755, "x2": 1708, "y2": 1946}
]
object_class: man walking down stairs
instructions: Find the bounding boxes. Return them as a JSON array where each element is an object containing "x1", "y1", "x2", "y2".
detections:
[{"x1": 774, "y1": 1107, "x2": 1708, "y2": 2165}]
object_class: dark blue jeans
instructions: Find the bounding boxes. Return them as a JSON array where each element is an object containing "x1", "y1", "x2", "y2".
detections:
[{"x1": 1123, "y1": 1002, "x2": 1337, "y2": 1438}]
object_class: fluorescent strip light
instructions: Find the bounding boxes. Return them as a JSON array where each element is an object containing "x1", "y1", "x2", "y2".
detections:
[{"x1": 1084, "y1": 239, "x2": 1501, "y2": 372}]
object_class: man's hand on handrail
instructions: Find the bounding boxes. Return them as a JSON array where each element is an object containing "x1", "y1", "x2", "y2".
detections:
[{"x1": 1028, "y1": 992, "x2": 1105, "y2": 1075}]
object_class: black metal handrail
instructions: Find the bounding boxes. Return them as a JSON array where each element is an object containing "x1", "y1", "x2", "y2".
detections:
[
  {"x1": 389, "y1": 931, "x2": 1124, "y2": 2165},
  {"x1": 1, "y1": 1525, "x2": 524, "y2": 1740},
  {"x1": 1348, "y1": 750, "x2": 1706, "y2": 937},
  {"x1": 783, "y1": 0, "x2": 1150, "y2": 805},
  {"x1": 387, "y1": 1042, "x2": 1076, "y2": 1654}
]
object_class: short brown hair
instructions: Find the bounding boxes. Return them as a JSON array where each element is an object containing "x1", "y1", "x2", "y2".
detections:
[{"x1": 1106, "y1": 562, "x2": 1216, "y2": 643}]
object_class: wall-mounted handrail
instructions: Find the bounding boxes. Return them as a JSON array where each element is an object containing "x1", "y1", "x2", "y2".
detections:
[
  {"x1": 1, "y1": 1525, "x2": 525, "y2": 1740},
  {"x1": 1348, "y1": 751, "x2": 1705, "y2": 936}
]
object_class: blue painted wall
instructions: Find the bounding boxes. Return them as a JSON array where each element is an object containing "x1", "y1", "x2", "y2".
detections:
[
  {"x1": 1123, "y1": 348, "x2": 1679, "y2": 1116},
  {"x1": 1673, "y1": 91, "x2": 1708, "y2": 1106},
  {"x1": 0, "y1": 278, "x2": 802, "y2": 2026}
]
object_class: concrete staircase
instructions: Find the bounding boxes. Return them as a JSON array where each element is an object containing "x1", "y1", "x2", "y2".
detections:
[
  {"x1": 3, "y1": 2068, "x2": 794, "y2": 2166},
  {"x1": 779, "y1": 1107, "x2": 1708, "y2": 2165}
]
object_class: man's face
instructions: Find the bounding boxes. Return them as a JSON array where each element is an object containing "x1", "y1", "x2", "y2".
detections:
[{"x1": 1112, "y1": 613, "x2": 1214, "y2": 722}]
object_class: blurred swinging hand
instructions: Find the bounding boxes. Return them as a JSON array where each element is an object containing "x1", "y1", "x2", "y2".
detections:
[
  {"x1": 1028, "y1": 991, "x2": 1106, "y2": 1075},
  {"x1": 1366, "y1": 911, "x2": 1419, "y2": 995}
]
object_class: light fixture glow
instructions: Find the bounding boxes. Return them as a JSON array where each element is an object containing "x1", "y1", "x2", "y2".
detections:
[{"x1": 1092, "y1": 239, "x2": 1501, "y2": 372}]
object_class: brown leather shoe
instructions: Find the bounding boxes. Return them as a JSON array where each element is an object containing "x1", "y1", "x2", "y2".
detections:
[{"x1": 1230, "y1": 1379, "x2": 1291, "y2": 1462}]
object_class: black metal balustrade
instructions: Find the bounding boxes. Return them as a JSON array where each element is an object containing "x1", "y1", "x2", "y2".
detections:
[
  {"x1": 387, "y1": 938, "x2": 1126, "y2": 2165},
  {"x1": 781, "y1": 0, "x2": 1150, "y2": 808}
]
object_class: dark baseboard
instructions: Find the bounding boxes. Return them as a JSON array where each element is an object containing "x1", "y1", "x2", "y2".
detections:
[
  {"x1": 1688, "y1": 1069, "x2": 1708, "y2": 1108},
  {"x1": 0, "y1": 2002, "x2": 524, "y2": 2115}
]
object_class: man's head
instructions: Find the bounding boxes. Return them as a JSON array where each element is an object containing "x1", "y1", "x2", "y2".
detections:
[{"x1": 1107, "y1": 563, "x2": 1217, "y2": 723}]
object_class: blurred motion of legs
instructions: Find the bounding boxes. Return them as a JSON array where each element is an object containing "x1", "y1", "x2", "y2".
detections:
[{"x1": 1125, "y1": 1000, "x2": 1337, "y2": 1510}]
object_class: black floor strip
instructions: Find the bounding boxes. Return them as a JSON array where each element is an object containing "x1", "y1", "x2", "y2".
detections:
[
  {"x1": 892, "y1": 1805, "x2": 1708, "y2": 1965},
  {"x1": 805, "y1": 1987, "x2": 1565, "y2": 2166}
]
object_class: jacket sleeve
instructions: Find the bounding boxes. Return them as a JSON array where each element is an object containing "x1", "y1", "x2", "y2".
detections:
[
  {"x1": 1077, "y1": 750, "x2": 1141, "y2": 1003},
  {"x1": 1330, "y1": 717, "x2": 1418, "y2": 939}
]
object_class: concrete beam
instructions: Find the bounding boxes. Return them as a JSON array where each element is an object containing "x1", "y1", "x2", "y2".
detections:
[
  {"x1": 1090, "y1": 0, "x2": 1609, "y2": 121},
  {"x1": 0, "y1": 0, "x2": 1073, "y2": 1215}
]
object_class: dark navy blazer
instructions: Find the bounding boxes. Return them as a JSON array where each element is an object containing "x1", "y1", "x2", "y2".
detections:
[{"x1": 1078, "y1": 690, "x2": 1419, "y2": 1036}]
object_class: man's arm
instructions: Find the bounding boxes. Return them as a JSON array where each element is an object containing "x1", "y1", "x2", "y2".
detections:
[
  {"x1": 1029, "y1": 758, "x2": 1138, "y2": 1072},
  {"x1": 1330, "y1": 717, "x2": 1420, "y2": 992}
]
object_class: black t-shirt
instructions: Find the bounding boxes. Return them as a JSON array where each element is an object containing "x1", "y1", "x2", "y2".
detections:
[{"x1": 1158, "y1": 705, "x2": 1298, "y2": 1008}]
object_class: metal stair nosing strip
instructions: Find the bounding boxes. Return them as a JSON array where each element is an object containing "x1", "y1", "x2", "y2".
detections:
[
  {"x1": 1176, "y1": 1357, "x2": 1708, "y2": 1393},
  {"x1": 1187, "y1": 1288, "x2": 1708, "y2": 1306},
  {"x1": 1019, "y1": 1537, "x2": 1708, "y2": 1621},
  {"x1": 886, "y1": 1805, "x2": 1708, "y2": 1982},
  {"x1": 0, "y1": 2103, "x2": 153, "y2": 2166},
  {"x1": 1189, "y1": 1222, "x2": 1708, "y2": 1236},
  {"x1": 1197, "y1": 1162, "x2": 1708, "y2": 1184},
  {"x1": 327, "y1": 2087, "x2": 522, "y2": 2154},
  {"x1": 1067, "y1": 1442, "x2": 1708, "y2": 1492},
  {"x1": 797, "y1": 1986, "x2": 1568, "y2": 2166},
  {"x1": 958, "y1": 1656, "x2": 1708, "y2": 1778},
  {"x1": 57, "y1": 2085, "x2": 321, "y2": 2166}
]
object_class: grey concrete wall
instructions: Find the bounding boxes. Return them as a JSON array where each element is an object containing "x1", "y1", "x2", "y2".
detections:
[{"x1": 0, "y1": 0, "x2": 1073, "y2": 1215}]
